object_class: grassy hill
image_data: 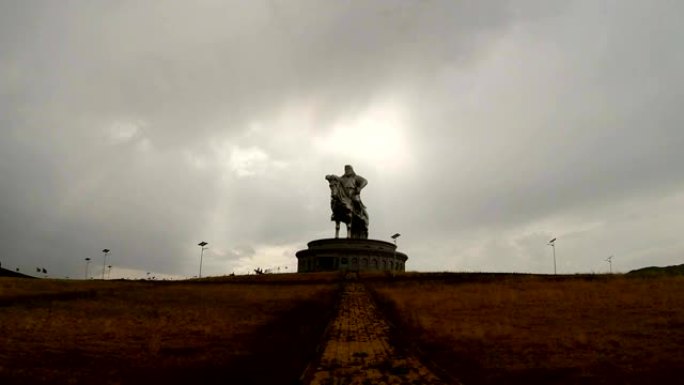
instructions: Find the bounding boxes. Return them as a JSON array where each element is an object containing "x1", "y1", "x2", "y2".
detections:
[
  {"x1": 0, "y1": 266, "x2": 35, "y2": 278},
  {"x1": 0, "y1": 273, "x2": 340, "y2": 385},
  {"x1": 627, "y1": 263, "x2": 684, "y2": 276},
  {"x1": 2, "y1": 271, "x2": 683, "y2": 384},
  {"x1": 368, "y1": 273, "x2": 684, "y2": 385}
]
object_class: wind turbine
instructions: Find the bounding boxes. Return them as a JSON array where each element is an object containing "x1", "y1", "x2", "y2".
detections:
[
  {"x1": 198, "y1": 241, "x2": 208, "y2": 278},
  {"x1": 547, "y1": 238, "x2": 557, "y2": 275},
  {"x1": 606, "y1": 255, "x2": 613, "y2": 274}
]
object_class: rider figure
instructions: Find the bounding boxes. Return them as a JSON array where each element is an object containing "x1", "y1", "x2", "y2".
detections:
[
  {"x1": 325, "y1": 165, "x2": 369, "y2": 239},
  {"x1": 340, "y1": 165, "x2": 367, "y2": 205}
]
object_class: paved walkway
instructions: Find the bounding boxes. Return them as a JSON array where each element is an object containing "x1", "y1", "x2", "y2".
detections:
[{"x1": 306, "y1": 282, "x2": 450, "y2": 385}]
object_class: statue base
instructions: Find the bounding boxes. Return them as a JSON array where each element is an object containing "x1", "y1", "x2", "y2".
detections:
[{"x1": 296, "y1": 238, "x2": 408, "y2": 273}]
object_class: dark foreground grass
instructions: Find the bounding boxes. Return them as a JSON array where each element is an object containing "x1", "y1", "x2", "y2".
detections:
[
  {"x1": 369, "y1": 273, "x2": 684, "y2": 385},
  {"x1": 0, "y1": 274, "x2": 341, "y2": 385}
]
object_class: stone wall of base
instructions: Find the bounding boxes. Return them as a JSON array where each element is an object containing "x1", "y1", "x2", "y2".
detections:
[{"x1": 296, "y1": 238, "x2": 408, "y2": 273}]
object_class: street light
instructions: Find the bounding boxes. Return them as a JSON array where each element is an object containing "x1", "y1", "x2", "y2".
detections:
[
  {"x1": 547, "y1": 238, "x2": 557, "y2": 275},
  {"x1": 85, "y1": 258, "x2": 91, "y2": 279},
  {"x1": 391, "y1": 234, "x2": 401, "y2": 271},
  {"x1": 101, "y1": 249, "x2": 110, "y2": 279},
  {"x1": 198, "y1": 241, "x2": 208, "y2": 278}
]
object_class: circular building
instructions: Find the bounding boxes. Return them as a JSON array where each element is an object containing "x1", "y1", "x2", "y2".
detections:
[{"x1": 296, "y1": 238, "x2": 408, "y2": 273}]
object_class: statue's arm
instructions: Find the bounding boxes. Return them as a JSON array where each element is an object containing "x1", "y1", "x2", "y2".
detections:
[{"x1": 356, "y1": 175, "x2": 368, "y2": 190}]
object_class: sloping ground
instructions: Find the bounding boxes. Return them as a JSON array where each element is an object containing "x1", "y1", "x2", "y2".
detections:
[
  {"x1": 368, "y1": 274, "x2": 684, "y2": 385},
  {"x1": 627, "y1": 263, "x2": 684, "y2": 276},
  {"x1": 0, "y1": 267, "x2": 35, "y2": 279},
  {"x1": 0, "y1": 276, "x2": 340, "y2": 385}
]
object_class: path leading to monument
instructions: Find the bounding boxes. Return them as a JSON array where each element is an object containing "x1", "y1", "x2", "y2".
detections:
[{"x1": 304, "y1": 281, "x2": 452, "y2": 385}]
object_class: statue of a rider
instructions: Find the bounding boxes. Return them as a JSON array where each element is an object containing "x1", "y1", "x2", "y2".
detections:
[{"x1": 325, "y1": 165, "x2": 369, "y2": 239}]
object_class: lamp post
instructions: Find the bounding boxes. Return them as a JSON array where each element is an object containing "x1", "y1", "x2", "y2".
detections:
[
  {"x1": 85, "y1": 258, "x2": 91, "y2": 280},
  {"x1": 101, "y1": 249, "x2": 110, "y2": 280},
  {"x1": 198, "y1": 241, "x2": 208, "y2": 278},
  {"x1": 547, "y1": 238, "x2": 557, "y2": 275},
  {"x1": 391, "y1": 233, "x2": 401, "y2": 271}
]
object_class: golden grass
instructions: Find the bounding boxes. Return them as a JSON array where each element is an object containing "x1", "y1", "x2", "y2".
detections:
[
  {"x1": 199, "y1": 271, "x2": 343, "y2": 283},
  {"x1": 0, "y1": 278, "x2": 120, "y2": 298},
  {"x1": 6, "y1": 272, "x2": 681, "y2": 384},
  {"x1": 370, "y1": 275, "x2": 684, "y2": 384},
  {"x1": 0, "y1": 277, "x2": 340, "y2": 384}
]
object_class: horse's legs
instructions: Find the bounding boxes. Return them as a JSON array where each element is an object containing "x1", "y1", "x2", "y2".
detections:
[{"x1": 335, "y1": 221, "x2": 340, "y2": 238}]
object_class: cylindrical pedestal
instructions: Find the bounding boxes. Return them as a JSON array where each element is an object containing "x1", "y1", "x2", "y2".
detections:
[{"x1": 296, "y1": 238, "x2": 408, "y2": 273}]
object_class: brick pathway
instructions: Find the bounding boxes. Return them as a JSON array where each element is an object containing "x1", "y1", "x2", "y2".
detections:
[{"x1": 306, "y1": 282, "x2": 450, "y2": 385}]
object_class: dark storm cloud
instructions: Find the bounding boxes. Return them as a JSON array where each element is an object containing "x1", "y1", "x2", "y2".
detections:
[
  {"x1": 411, "y1": 0, "x2": 684, "y2": 232},
  {"x1": 1, "y1": 1, "x2": 683, "y2": 277}
]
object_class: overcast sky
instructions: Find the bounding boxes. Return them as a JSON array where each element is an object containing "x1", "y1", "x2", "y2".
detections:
[{"x1": 1, "y1": 0, "x2": 683, "y2": 279}]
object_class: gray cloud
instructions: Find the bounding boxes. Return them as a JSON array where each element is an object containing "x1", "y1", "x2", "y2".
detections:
[{"x1": 1, "y1": 0, "x2": 683, "y2": 278}]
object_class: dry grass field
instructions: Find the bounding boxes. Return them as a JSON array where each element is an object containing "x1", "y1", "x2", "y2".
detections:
[
  {"x1": 0, "y1": 273, "x2": 341, "y2": 385},
  {"x1": 3, "y1": 271, "x2": 683, "y2": 385},
  {"x1": 369, "y1": 273, "x2": 684, "y2": 385}
]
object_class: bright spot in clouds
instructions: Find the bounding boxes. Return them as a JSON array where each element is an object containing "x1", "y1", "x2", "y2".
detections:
[
  {"x1": 227, "y1": 145, "x2": 287, "y2": 177},
  {"x1": 315, "y1": 101, "x2": 411, "y2": 170},
  {"x1": 231, "y1": 243, "x2": 299, "y2": 275},
  {"x1": 107, "y1": 120, "x2": 144, "y2": 144}
]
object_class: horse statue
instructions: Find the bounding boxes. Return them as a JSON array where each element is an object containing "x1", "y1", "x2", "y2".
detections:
[{"x1": 326, "y1": 172, "x2": 369, "y2": 239}]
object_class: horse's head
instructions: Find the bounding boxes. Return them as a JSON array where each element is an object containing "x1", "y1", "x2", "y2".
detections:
[
  {"x1": 325, "y1": 174, "x2": 354, "y2": 231},
  {"x1": 325, "y1": 175, "x2": 341, "y2": 197},
  {"x1": 326, "y1": 174, "x2": 351, "y2": 211}
]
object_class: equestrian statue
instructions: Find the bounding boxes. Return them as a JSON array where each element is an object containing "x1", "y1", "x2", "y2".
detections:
[{"x1": 325, "y1": 165, "x2": 369, "y2": 239}]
